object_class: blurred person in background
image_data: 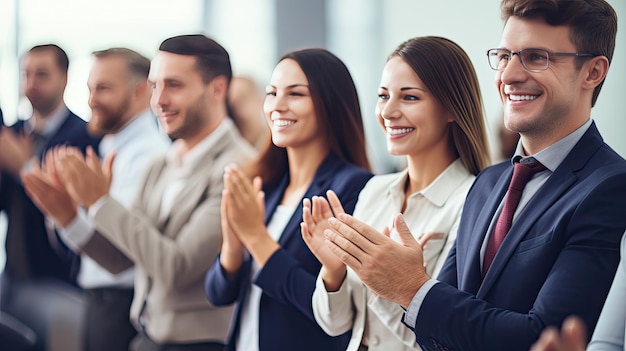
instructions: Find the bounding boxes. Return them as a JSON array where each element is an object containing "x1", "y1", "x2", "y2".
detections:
[
  {"x1": 227, "y1": 76, "x2": 270, "y2": 150},
  {"x1": 23, "y1": 47, "x2": 170, "y2": 351},
  {"x1": 26, "y1": 34, "x2": 255, "y2": 351},
  {"x1": 0, "y1": 43, "x2": 99, "y2": 351}
]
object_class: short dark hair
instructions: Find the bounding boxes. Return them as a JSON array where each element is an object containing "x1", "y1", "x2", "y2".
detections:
[
  {"x1": 92, "y1": 47, "x2": 150, "y2": 82},
  {"x1": 28, "y1": 44, "x2": 69, "y2": 74},
  {"x1": 500, "y1": 0, "x2": 617, "y2": 107},
  {"x1": 159, "y1": 34, "x2": 232, "y2": 84}
]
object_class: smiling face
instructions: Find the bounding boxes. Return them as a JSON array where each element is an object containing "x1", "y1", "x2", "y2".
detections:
[
  {"x1": 263, "y1": 58, "x2": 322, "y2": 150},
  {"x1": 87, "y1": 56, "x2": 134, "y2": 136},
  {"x1": 376, "y1": 56, "x2": 453, "y2": 158},
  {"x1": 149, "y1": 51, "x2": 210, "y2": 143},
  {"x1": 497, "y1": 16, "x2": 591, "y2": 150}
]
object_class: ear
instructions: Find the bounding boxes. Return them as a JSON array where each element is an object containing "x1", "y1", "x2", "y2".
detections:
[
  {"x1": 209, "y1": 76, "x2": 229, "y2": 101},
  {"x1": 581, "y1": 56, "x2": 609, "y2": 90}
]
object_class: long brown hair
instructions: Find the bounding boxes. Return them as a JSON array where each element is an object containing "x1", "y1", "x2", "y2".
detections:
[
  {"x1": 248, "y1": 48, "x2": 370, "y2": 188},
  {"x1": 390, "y1": 36, "x2": 490, "y2": 175}
]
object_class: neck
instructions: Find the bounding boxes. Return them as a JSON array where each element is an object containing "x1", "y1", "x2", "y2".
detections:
[
  {"x1": 179, "y1": 113, "x2": 226, "y2": 155},
  {"x1": 33, "y1": 101, "x2": 64, "y2": 121},
  {"x1": 404, "y1": 148, "x2": 456, "y2": 195},
  {"x1": 520, "y1": 116, "x2": 589, "y2": 155},
  {"x1": 281, "y1": 144, "x2": 329, "y2": 207}
]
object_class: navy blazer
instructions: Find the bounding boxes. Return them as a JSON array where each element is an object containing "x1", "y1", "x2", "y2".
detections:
[
  {"x1": 409, "y1": 122, "x2": 626, "y2": 351},
  {"x1": 0, "y1": 110, "x2": 100, "y2": 284},
  {"x1": 205, "y1": 153, "x2": 372, "y2": 351}
]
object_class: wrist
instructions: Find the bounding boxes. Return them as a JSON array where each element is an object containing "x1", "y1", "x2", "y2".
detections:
[
  {"x1": 220, "y1": 248, "x2": 244, "y2": 277},
  {"x1": 57, "y1": 208, "x2": 78, "y2": 228},
  {"x1": 321, "y1": 265, "x2": 347, "y2": 292},
  {"x1": 399, "y1": 273, "x2": 430, "y2": 309}
]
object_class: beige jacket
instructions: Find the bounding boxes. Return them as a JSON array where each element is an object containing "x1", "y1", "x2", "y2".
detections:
[{"x1": 82, "y1": 120, "x2": 255, "y2": 344}]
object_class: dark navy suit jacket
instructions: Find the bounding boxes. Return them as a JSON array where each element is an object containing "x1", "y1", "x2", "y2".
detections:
[
  {"x1": 0, "y1": 110, "x2": 100, "y2": 285},
  {"x1": 410, "y1": 123, "x2": 626, "y2": 351},
  {"x1": 205, "y1": 153, "x2": 372, "y2": 351}
]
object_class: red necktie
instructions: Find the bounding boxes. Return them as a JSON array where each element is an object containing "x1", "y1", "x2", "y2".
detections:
[{"x1": 483, "y1": 159, "x2": 546, "y2": 276}]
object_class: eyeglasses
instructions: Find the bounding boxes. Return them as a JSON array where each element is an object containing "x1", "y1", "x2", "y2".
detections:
[{"x1": 487, "y1": 48, "x2": 597, "y2": 72}]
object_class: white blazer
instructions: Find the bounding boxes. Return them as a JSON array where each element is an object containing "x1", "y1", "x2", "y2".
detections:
[{"x1": 312, "y1": 159, "x2": 475, "y2": 351}]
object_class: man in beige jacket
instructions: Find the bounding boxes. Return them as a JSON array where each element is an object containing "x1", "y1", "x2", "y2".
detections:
[{"x1": 23, "y1": 34, "x2": 255, "y2": 351}]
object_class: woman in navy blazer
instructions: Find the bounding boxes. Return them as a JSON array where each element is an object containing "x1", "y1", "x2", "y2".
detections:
[{"x1": 204, "y1": 48, "x2": 372, "y2": 351}]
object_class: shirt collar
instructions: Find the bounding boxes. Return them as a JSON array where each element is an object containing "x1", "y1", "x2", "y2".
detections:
[
  {"x1": 99, "y1": 109, "x2": 159, "y2": 156},
  {"x1": 512, "y1": 118, "x2": 592, "y2": 172},
  {"x1": 25, "y1": 104, "x2": 69, "y2": 137},
  {"x1": 388, "y1": 158, "x2": 471, "y2": 208}
]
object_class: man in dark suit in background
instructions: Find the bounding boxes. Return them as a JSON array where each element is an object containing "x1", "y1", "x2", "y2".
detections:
[
  {"x1": 323, "y1": 1, "x2": 626, "y2": 350},
  {"x1": 0, "y1": 44, "x2": 99, "y2": 351}
]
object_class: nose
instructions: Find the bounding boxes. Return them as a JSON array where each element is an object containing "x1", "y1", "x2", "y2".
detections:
[
  {"x1": 151, "y1": 85, "x2": 168, "y2": 110},
  {"x1": 264, "y1": 92, "x2": 287, "y2": 115},
  {"x1": 379, "y1": 96, "x2": 401, "y2": 121},
  {"x1": 499, "y1": 53, "x2": 527, "y2": 85},
  {"x1": 88, "y1": 90, "x2": 96, "y2": 108}
]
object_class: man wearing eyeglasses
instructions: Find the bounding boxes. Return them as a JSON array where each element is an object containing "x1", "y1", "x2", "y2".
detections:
[{"x1": 321, "y1": 1, "x2": 626, "y2": 350}]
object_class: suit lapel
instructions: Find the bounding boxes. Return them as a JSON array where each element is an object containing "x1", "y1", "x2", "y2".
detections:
[
  {"x1": 460, "y1": 166, "x2": 511, "y2": 293},
  {"x1": 477, "y1": 122, "x2": 604, "y2": 296},
  {"x1": 263, "y1": 153, "x2": 341, "y2": 249}
]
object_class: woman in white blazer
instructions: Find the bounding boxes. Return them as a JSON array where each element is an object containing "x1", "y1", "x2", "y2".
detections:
[{"x1": 301, "y1": 36, "x2": 492, "y2": 351}]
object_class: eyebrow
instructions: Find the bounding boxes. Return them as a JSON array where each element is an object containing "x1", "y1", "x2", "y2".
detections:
[
  {"x1": 379, "y1": 86, "x2": 426, "y2": 92},
  {"x1": 267, "y1": 84, "x2": 309, "y2": 89}
]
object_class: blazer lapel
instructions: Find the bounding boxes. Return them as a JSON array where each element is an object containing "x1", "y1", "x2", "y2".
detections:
[
  {"x1": 264, "y1": 153, "x2": 341, "y2": 249},
  {"x1": 460, "y1": 166, "x2": 511, "y2": 294}
]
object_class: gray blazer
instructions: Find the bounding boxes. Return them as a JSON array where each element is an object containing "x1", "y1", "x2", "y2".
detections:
[
  {"x1": 82, "y1": 120, "x2": 255, "y2": 344},
  {"x1": 588, "y1": 232, "x2": 626, "y2": 351}
]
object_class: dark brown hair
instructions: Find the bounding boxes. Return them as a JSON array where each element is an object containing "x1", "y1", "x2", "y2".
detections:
[
  {"x1": 159, "y1": 34, "x2": 232, "y2": 84},
  {"x1": 28, "y1": 44, "x2": 69, "y2": 74},
  {"x1": 250, "y1": 48, "x2": 370, "y2": 187},
  {"x1": 390, "y1": 36, "x2": 491, "y2": 175},
  {"x1": 500, "y1": 0, "x2": 617, "y2": 106}
]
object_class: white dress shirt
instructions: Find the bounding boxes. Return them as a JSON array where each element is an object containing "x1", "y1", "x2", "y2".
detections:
[
  {"x1": 312, "y1": 159, "x2": 475, "y2": 351},
  {"x1": 59, "y1": 110, "x2": 170, "y2": 288},
  {"x1": 236, "y1": 205, "x2": 295, "y2": 351}
]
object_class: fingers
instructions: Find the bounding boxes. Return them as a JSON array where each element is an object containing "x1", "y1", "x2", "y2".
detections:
[
  {"x1": 326, "y1": 190, "x2": 346, "y2": 216},
  {"x1": 102, "y1": 150, "x2": 117, "y2": 183},
  {"x1": 393, "y1": 214, "x2": 419, "y2": 248},
  {"x1": 560, "y1": 316, "x2": 587, "y2": 351},
  {"x1": 417, "y1": 232, "x2": 445, "y2": 248},
  {"x1": 530, "y1": 327, "x2": 561, "y2": 351},
  {"x1": 324, "y1": 229, "x2": 362, "y2": 269},
  {"x1": 335, "y1": 213, "x2": 387, "y2": 246},
  {"x1": 301, "y1": 199, "x2": 315, "y2": 233}
]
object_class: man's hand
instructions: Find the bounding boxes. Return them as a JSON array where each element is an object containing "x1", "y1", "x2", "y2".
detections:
[
  {"x1": 22, "y1": 157, "x2": 77, "y2": 227},
  {"x1": 530, "y1": 316, "x2": 587, "y2": 351},
  {"x1": 301, "y1": 190, "x2": 347, "y2": 291},
  {"x1": 56, "y1": 146, "x2": 114, "y2": 208},
  {"x1": 0, "y1": 129, "x2": 35, "y2": 176},
  {"x1": 324, "y1": 213, "x2": 430, "y2": 308}
]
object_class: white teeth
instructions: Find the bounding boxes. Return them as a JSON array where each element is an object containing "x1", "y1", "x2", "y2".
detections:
[
  {"x1": 386, "y1": 127, "x2": 415, "y2": 135},
  {"x1": 273, "y1": 120, "x2": 296, "y2": 127},
  {"x1": 509, "y1": 94, "x2": 537, "y2": 101}
]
